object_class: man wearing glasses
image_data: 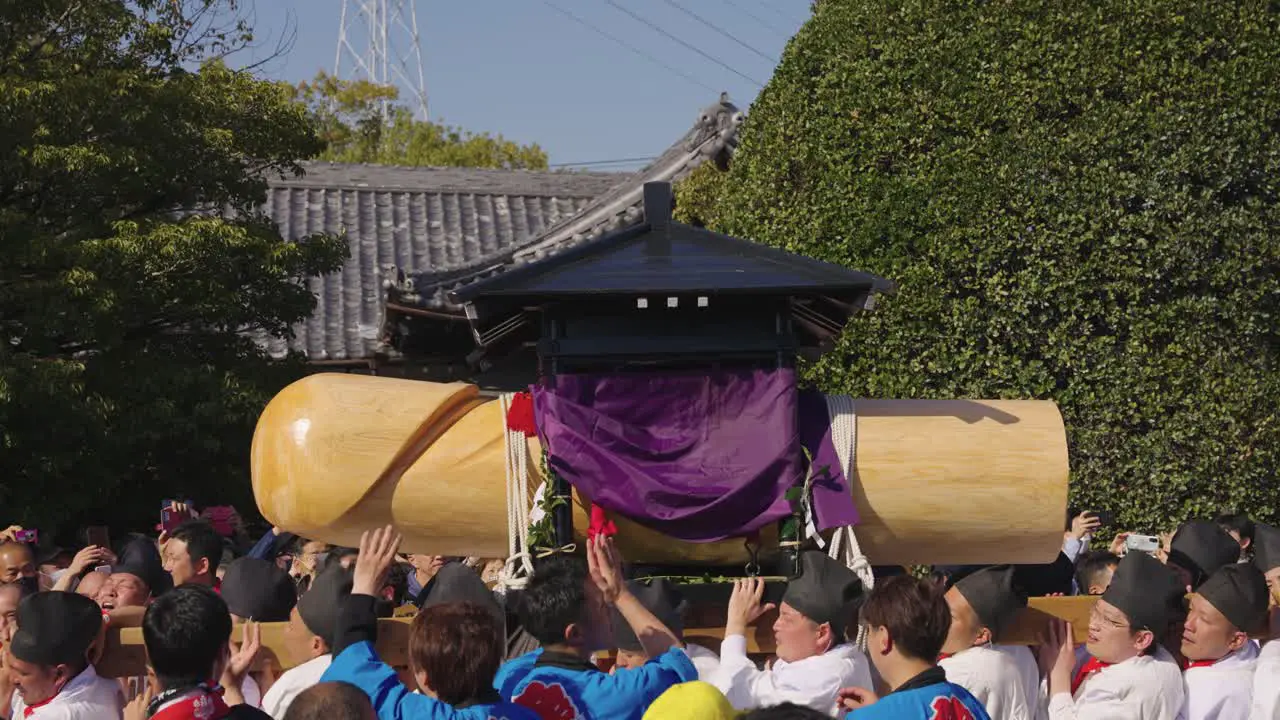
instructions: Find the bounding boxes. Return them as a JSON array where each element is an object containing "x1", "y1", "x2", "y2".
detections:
[{"x1": 1038, "y1": 552, "x2": 1187, "y2": 720}]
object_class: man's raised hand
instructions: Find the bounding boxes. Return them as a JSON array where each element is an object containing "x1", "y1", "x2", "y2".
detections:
[
  {"x1": 1038, "y1": 618, "x2": 1076, "y2": 696},
  {"x1": 219, "y1": 621, "x2": 261, "y2": 706},
  {"x1": 226, "y1": 621, "x2": 261, "y2": 681},
  {"x1": 353, "y1": 525, "x2": 402, "y2": 597},
  {"x1": 587, "y1": 535, "x2": 625, "y2": 605},
  {"x1": 1069, "y1": 512, "x2": 1101, "y2": 541},
  {"x1": 726, "y1": 577, "x2": 775, "y2": 636}
]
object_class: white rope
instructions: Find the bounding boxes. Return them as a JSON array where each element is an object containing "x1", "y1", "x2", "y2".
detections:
[
  {"x1": 496, "y1": 393, "x2": 535, "y2": 595},
  {"x1": 824, "y1": 394, "x2": 874, "y2": 650}
]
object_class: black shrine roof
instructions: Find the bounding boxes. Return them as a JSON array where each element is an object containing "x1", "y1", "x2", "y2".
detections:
[
  {"x1": 450, "y1": 182, "x2": 894, "y2": 306},
  {"x1": 449, "y1": 183, "x2": 894, "y2": 363}
]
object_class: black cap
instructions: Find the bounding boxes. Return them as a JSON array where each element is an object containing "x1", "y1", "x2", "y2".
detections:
[
  {"x1": 781, "y1": 551, "x2": 864, "y2": 634},
  {"x1": 11, "y1": 592, "x2": 102, "y2": 666},
  {"x1": 221, "y1": 557, "x2": 297, "y2": 622},
  {"x1": 418, "y1": 563, "x2": 502, "y2": 624},
  {"x1": 1198, "y1": 564, "x2": 1269, "y2": 633},
  {"x1": 954, "y1": 565, "x2": 1027, "y2": 639},
  {"x1": 112, "y1": 534, "x2": 170, "y2": 597},
  {"x1": 297, "y1": 565, "x2": 353, "y2": 648},
  {"x1": 1253, "y1": 523, "x2": 1280, "y2": 574},
  {"x1": 613, "y1": 578, "x2": 686, "y2": 652},
  {"x1": 1169, "y1": 520, "x2": 1240, "y2": 588},
  {"x1": 1101, "y1": 551, "x2": 1184, "y2": 632}
]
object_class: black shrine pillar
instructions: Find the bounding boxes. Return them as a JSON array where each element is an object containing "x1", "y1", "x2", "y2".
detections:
[{"x1": 451, "y1": 182, "x2": 893, "y2": 571}]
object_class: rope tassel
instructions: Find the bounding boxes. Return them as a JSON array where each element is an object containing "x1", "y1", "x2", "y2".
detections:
[
  {"x1": 825, "y1": 394, "x2": 875, "y2": 651},
  {"x1": 497, "y1": 393, "x2": 536, "y2": 595},
  {"x1": 505, "y1": 391, "x2": 537, "y2": 435},
  {"x1": 588, "y1": 504, "x2": 617, "y2": 540}
]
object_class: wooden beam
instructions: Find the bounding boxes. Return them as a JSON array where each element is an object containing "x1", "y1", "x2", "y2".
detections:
[
  {"x1": 96, "y1": 596, "x2": 1099, "y2": 678},
  {"x1": 100, "y1": 620, "x2": 420, "y2": 679},
  {"x1": 99, "y1": 595, "x2": 1269, "y2": 679},
  {"x1": 678, "y1": 596, "x2": 1098, "y2": 654}
]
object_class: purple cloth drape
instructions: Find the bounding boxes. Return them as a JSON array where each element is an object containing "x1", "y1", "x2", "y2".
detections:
[
  {"x1": 531, "y1": 370, "x2": 862, "y2": 543},
  {"x1": 532, "y1": 369, "x2": 800, "y2": 542},
  {"x1": 798, "y1": 390, "x2": 861, "y2": 529}
]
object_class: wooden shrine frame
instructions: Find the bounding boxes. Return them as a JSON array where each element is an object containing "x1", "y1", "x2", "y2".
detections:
[{"x1": 95, "y1": 595, "x2": 1101, "y2": 678}]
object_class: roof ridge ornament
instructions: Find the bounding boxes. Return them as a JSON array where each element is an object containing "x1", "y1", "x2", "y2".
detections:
[{"x1": 688, "y1": 93, "x2": 745, "y2": 156}]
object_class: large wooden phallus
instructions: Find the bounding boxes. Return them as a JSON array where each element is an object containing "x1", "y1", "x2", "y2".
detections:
[{"x1": 251, "y1": 374, "x2": 1070, "y2": 567}]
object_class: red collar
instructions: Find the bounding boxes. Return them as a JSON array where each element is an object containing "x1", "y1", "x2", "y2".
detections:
[
  {"x1": 937, "y1": 652, "x2": 954, "y2": 661},
  {"x1": 21, "y1": 673, "x2": 78, "y2": 717},
  {"x1": 1183, "y1": 657, "x2": 1221, "y2": 670},
  {"x1": 148, "y1": 686, "x2": 231, "y2": 720},
  {"x1": 22, "y1": 694, "x2": 58, "y2": 718},
  {"x1": 1072, "y1": 656, "x2": 1111, "y2": 694}
]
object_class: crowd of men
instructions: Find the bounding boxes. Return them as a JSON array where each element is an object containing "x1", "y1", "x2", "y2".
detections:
[{"x1": 0, "y1": 504, "x2": 1276, "y2": 720}]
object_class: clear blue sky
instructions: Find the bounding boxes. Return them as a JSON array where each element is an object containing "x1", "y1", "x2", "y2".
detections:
[{"x1": 237, "y1": 0, "x2": 810, "y2": 170}]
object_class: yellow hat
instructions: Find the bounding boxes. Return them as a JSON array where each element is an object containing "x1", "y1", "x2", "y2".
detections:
[{"x1": 642, "y1": 681, "x2": 739, "y2": 720}]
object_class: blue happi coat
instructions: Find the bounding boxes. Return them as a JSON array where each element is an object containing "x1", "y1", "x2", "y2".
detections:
[
  {"x1": 845, "y1": 668, "x2": 992, "y2": 720},
  {"x1": 494, "y1": 647, "x2": 696, "y2": 720},
  {"x1": 323, "y1": 640, "x2": 540, "y2": 720}
]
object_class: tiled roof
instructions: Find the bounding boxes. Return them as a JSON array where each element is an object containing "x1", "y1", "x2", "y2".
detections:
[
  {"x1": 388, "y1": 94, "x2": 745, "y2": 312},
  {"x1": 256, "y1": 163, "x2": 622, "y2": 360}
]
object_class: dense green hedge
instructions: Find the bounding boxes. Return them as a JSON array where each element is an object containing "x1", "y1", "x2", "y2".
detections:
[{"x1": 678, "y1": 0, "x2": 1280, "y2": 531}]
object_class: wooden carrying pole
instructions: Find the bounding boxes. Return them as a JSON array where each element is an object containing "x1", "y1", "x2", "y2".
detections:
[
  {"x1": 95, "y1": 596, "x2": 1098, "y2": 678},
  {"x1": 251, "y1": 374, "x2": 1070, "y2": 567}
]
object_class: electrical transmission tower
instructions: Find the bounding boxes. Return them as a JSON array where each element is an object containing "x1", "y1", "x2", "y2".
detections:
[{"x1": 334, "y1": 0, "x2": 429, "y2": 118}]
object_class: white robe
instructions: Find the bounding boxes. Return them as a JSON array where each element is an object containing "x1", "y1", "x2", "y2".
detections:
[
  {"x1": 10, "y1": 665, "x2": 123, "y2": 720},
  {"x1": 710, "y1": 634, "x2": 874, "y2": 715},
  {"x1": 260, "y1": 653, "x2": 332, "y2": 718},
  {"x1": 685, "y1": 642, "x2": 721, "y2": 682},
  {"x1": 994, "y1": 644, "x2": 1048, "y2": 720},
  {"x1": 1253, "y1": 640, "x2": 1280, "y2": 720},
  {"x1": 1047, "y1": 645, "x2": 1186, "y2": 720},
  {"x1": 1184, "y1": 641, "x2": 1257, "y2": 720},
  {"x1": 940, "y1": 645, "x2": 1033, "y2": 720}
]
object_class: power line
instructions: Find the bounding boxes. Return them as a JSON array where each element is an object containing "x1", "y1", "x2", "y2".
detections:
[
  {"x1": 660, "y1": 0, "x2": 778, "y2": 64},
  {"x1": 551, "y1": 156, "x2": 659, "y2": 168},
  {"x1": 754, "y1": 0, "x2": 799, "y2": 23},
  {"x1": 603, "y1": 0, "x2": 765, "y2": 88},
  {"x1": 719, "y1": 0, "x2": 789, "y2": 36},
  {"x1": 541, "y1": 0, "x2": 721, "y2": 95}
]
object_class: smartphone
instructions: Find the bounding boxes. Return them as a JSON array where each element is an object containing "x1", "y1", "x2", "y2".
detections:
[
  {"x1": 1125, "y1": 534, "x2": 1161, "y2": 554},
  {"x1": 13, "y1": 529, "x2": 37, "y2": 544},
  {"x1": 86, "y1": 526, "x2": 110, "y2": 549},
  {"x1": 160, "y1": 499, "x2": 189, "y2": 533},
  {"x1": 1090, "y1": 511, "x2": 1114, "y2": 527},
  {"x1": 94, "y1": 565, "x2": 112, "y2": 575}
]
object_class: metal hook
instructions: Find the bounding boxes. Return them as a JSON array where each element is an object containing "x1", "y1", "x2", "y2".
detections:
[{"x1": 743, "y1": 537, "x2": 761, "y2": 577}]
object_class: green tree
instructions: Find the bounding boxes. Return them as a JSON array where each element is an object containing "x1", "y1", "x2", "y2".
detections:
[
  {"x1": 679, "y1": 0, "x2": 1280, "y2": 530},
  {"x1": 0, "y1": 0, "x2": 348, "y2": 536},
  {"x1": 291, "y1": 71, "x2": 549, "y2": 170}
]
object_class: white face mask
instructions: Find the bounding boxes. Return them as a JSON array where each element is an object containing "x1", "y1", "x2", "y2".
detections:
[{"x1": 49, "y1": 568, "x2": 69, "y2": 583}]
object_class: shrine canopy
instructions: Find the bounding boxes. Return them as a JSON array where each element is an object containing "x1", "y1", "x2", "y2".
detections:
[
  {"x1": 447, "y1": 181, "x2": 893, "y2": 550},
  {"x1": 448, "y1": 181, "x2": 895, "y2": 371}
]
